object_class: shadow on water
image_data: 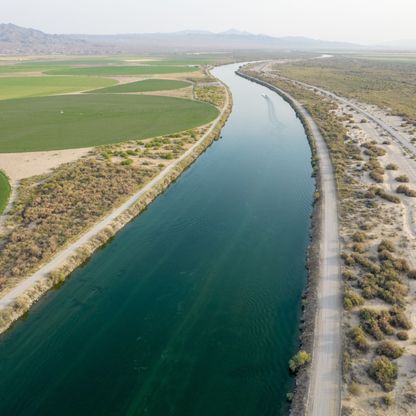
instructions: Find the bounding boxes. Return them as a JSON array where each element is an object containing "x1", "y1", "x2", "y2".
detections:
[{"x1": 263, "y1": 95, "x2": 284, "y2": 130}]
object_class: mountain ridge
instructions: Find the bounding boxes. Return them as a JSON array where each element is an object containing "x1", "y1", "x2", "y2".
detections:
[{"x1": 5, "y1": 23, "x2": 413, "y2": 55}]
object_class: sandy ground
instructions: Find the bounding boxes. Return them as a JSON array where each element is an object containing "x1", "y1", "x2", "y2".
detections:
[
  {"x1": 142, "y1": 86, "x2": 193, "y2": 99},
  {"x1": 337, "y1": 104, "x2": 416, "y2": 415},
  {"x1": 0, "y1": 82, "x2": 230, "y2": 312},
  {"x1": 0, "y1": 148, "x2": 92, "y2": 183},
  {"x1": 295, "y1": 77, "x2": 416, "y2": 415}
]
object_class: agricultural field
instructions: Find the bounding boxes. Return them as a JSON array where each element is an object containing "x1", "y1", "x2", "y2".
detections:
[
  {"x1": 90, "y1": 79, "x2": 190, "y2": 93},
  {"x1": 273, "y1": 55, "x2": 416, "y2": 123},
  {"x1": 0, "y1": 171, "x2": 11, "y2": 214},
  {"x1": 0, "y1": 76, "x2": 117, "y2": 100},
  {"x1": 0, "y1": 55, "x2": 224, "y2": 152},
  {"x1": 0, "y1": 94, "x2": 218, "y2": 152},
  {"x1": 45, "y1": 65, "x2": 199, "y2": 76}
]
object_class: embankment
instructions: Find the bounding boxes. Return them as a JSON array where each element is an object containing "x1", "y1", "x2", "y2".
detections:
[{"x1": 236, "y1": 69, "x2": 341, "y2": 416}]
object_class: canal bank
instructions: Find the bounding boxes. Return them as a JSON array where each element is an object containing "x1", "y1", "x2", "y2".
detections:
[
  {"x1": 237, "y1": 68, "x2": 342, "y2": 416},
  {"x1": 0, "y1": 63, "x2": 314, "y2": 416}
]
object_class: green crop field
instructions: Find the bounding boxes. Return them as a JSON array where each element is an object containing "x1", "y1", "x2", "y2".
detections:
[
  {"x1": 89, "y1": 79, "x2": 190, "y2": 93},
  {"x1": 0, "y1": 171, "x2": 11, "y2": 214},
  {"x1": 0, "y1": 76, "x2": 117, "y2": 100},
  {"x1": 0, "y1": 65, "x2": 64, "y2": 74},
  {"x1": 0, "y1": 94, "x2": 218, "y2": 152},
  {"x1": 45, "y1": 65, "x2": 198, "y2": 76}
]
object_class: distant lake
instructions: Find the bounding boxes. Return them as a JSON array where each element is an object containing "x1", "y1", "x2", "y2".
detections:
[{"x1": 0, "y1": 63, "x2": 314, "y2": 416}]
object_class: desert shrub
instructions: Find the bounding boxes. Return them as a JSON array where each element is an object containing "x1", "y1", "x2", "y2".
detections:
[
  {"x1": 121, "y1": 158, "x2": 133, "y2": 166},
  {"x1": 352, "y1": 231, "x2": 367, "y2": 242},
  {"x1": 368, "y1": 356, "x2": 398, "y2": 391},
  {"x1": 369, "y1": 171, "x2": 384, "y2": 183},
  {"x1": 385, "y1": 163, "x2": 398, "y2": 170},
  {"x1": 396, "y1": 331, "x2": 409, "y2": 341},
  {"x1": 391, "y1": 258, "x2": 410, "y2": 273},
  {"x1": 344, "y1": 289, "x2": 365, "y2": 310},
  {"x1": 396, "y1": 185, "x2": 416, "y2": 197},
  {"x1": 288, "y1": 350, "x2": 311, "y2": 373},
  {"x1": 378, "y1": 240, "x2": 395, "y2": 253},
  {"x1": 343, "y1": 351, "x2": 352, "y2": 374},
  {"x1": 395, "y1": 175, "x2": 409, "y2": 183},
  {"x1": 362, "y1": 284, "x2": 378, "y2": 299},
  {"x1": 349, "y1": 326, "x2": 370, "y2": 352},
  {"x1": 360, "y1": 309, "x2": 385, "y2": 340},
  {"x1": 382, "y1": 393, "x2": 395, "y2": 406},
  {"x1": 377, "y1": 287, "x2": 403, "y2": 305},
  {"x1": 378, "y1": 250, "x2": 394, "y2": 261},
  {"x1": 341, "y1": 252, "x2": 355, "y2": 266},
  {"x1": 352, "y1": 242, "x2": 367, "y2": 253},
  {"x1": 352, "y1": 253, "x2": 380, "y2": 274},
  {"x1": 377, "y1": 311, "x2": 395, "y2": 335},
  {"x1": 348, "y1": 382, "x2": 361, "y2": 396},
  {"x1": 362, "y1": 143, "x2": 386, "y2": 157},
  {"x1": 375, "y1": 340, "x2": 404, "y2": 359},
  {"x1": 389, "y1": 306, "x2": 412, "y2": 330},
  {"x1": 407, "y1": 270, "x2": 416, "y2": 279},
  {"x1": 375, "y1": 188, "x2": 401, "y2": 204},
  {"x1": 342, "y1": 269, "x2": 356, "y2": 281}
]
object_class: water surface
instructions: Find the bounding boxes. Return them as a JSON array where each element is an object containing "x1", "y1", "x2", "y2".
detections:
[{"x1": 0, "y1": 63, "x2": 314, "y2": 416}]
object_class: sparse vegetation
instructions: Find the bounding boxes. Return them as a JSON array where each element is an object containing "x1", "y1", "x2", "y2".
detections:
[
  {"x1": 368, "y1": 356, "x2": 398, "y2": 391},
  {"x1": 349, "y1": 326, "x2": 370, "y2": 352},
  {"x1": 395, "y1": 174, "x2": 409, "y2": 183},
  {"x1": 375, "y1": 340, "x2": 404, "y2": 359},
  {"x1": 396, "y1": 185, "x2": 416, "y2": 197},
  {"x1": 288, "y1": 350, "x2": 311, "y2": 373},
  {"x1": 195, "y1": 85, "x2": 226, "y2": 108}
]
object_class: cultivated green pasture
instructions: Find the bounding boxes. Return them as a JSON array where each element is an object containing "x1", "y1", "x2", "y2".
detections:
[
  {"x1": 0, "y1": 171, "x2": 11, "y2": 214},
  {"x1": 0, "y1": 76, "x2": 117, "y2": 100},
  {"x1": 89, "y1": 79, "x2": 190, "y2": 93},
  {"x1": 0, "y1": 65, "x2": 63, "y2": 74},
  {"x1": 0, "y1": 94, "x2": 218, "y2": 152},
  {"x1": 45, "y1": 65, "x2": 198, "y2": 76}
]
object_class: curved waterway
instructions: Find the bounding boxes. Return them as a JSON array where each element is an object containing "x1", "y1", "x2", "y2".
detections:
[{"x1": 0, "y1": 64, "x2": 314, "y2": 416}]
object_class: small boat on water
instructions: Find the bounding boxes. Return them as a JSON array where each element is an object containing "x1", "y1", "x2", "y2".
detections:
[{"x1": 262, "y1": 93, "x2": 268, "y2": 98}]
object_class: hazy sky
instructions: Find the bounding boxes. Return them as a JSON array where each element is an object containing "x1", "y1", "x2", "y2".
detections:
[{"x1": 2, "y1": 0, "x2": 415, "y2": 44}]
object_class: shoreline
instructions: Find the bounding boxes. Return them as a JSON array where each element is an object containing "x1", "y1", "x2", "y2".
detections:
[
  {"x1": 236, "y1": 70, "x2": 342, "y2": 416},
  {"x1": 0, "y1": 73, "x2": 232, "y2": 335}
]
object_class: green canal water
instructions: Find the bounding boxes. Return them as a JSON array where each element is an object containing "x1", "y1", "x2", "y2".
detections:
[{"x1": 0, "y1": 64, "x2": 314, "y2": 415}]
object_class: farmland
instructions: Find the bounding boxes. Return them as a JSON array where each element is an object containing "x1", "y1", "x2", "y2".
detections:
[
  {"x1": 45, "y1": 65, "x2": 198, "y2": 76},
  {"x1": 0, "y1": 171, "x2": 10, "y2": 214},
  {"x1": 0, "y1": 76, "x2": 117, "y2": 100},
  {"x1": 0, "y1": 94, "x2": 218, "y2": 152},
  {"x1": 90, "y1": 79, "x2": 190, "y2": 93}
]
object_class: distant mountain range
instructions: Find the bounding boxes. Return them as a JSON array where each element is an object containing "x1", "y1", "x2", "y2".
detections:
[
  {"x1": 1, "y1": 23, "x2": 415, "y2": 55},
  {"x1": 0, "y1": 23, "x2": 111, "y2": 54},
  {"x1": 73, "y1": 31, "x2": 361, "y2": 53}
]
